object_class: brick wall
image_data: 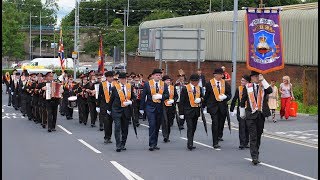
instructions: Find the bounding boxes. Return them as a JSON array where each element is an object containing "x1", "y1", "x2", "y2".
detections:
[{"x1": 127, "y1": 55, "x2": 317, "y2": 87}]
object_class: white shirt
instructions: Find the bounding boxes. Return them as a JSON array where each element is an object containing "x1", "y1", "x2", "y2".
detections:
[
  {"x1": 214, "y1": 78, "x2": 221, "y2": 87},
  {"x1": 120, "y1": 83, "x2": 127, "y2": 96}
]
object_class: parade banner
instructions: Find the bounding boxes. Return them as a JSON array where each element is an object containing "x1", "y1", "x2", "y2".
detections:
[
  {"x1": 245, "y1": 9, "x2": 284, "y2": 74},
  {"x1": 97, "y1": 35, "x2": 104, "y2": 74}
]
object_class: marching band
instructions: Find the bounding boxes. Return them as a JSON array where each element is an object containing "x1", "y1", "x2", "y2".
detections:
[{"x1": 5, "y1": 67, "x2": 271, "y2": 165}]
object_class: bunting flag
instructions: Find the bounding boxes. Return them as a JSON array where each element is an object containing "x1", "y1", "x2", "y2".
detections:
[
  {"x1": 97, "y1": 35, "x2": 104, "y2": 74},
  {"x1": 245, "y1": 9, "x2": 284, "y2": 74},
  {"x1": 58, "y1": 28, "x2": 66, "y2": 72}
]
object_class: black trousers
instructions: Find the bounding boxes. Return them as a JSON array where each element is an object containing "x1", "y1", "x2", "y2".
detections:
[
  {"x1": 177, "y1": 102, "x2": 185, "y2": 127},
  {"x1": 14, "y1": 92, "x2": 21, "y2": 109},
  {"x1": 218, "y1": 113, "x2": 227, "y2": 139},
  {"x1": 41, "y1": 106, "x2": 47, "y2": 126},
  {"x1": 113, "y1": 112, "x2": 129, "y2": 149},
  {"x1": 26, "y1": 95, "x2": 33, "y2": 120},
  {"x1": 100, "y1": 108, "x2": 113, "y2": 139},
  {"x1": 47, "y1": 101, "x2": 59, "y2": 130},
  {"x1": 79, "y1": 101, "x2": 89, "y2": 124},
  {"x1": 20, "y1": 93, "x2": 27, "y2": 115},
  {"x1": 88, "y1": 101, "x2": 97, "y2": 125},
  {"x1": 246, "y1": 112, "x2": 265, "y2": 160},
  {"x1": 210, "y1": 111, "x2": 225, "y2": 146},
  {"x1": 237, "y1": 115, "x2": 249, "y2": 147},
  {"x1": 186, "y1": 113, "x2": 198, "y2": 148},
  {"x1": 8, "y1": 88, "x2": 12, "y2": 105},
  {"x1": 162, "y1": 106, "x2": 175, "y2": 139}
]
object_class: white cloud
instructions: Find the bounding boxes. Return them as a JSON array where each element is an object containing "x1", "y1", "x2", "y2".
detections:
[{"x1": 41, "y1": 0, "x2": 76, "y2": 26}]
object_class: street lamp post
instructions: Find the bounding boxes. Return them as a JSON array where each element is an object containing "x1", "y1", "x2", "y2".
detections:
[
  {"x1": 116, "y1": 10, "x2": 127, "y2": 72},
  {"x1": 40, "y1": 11, "x2": 42, "y2": 56},
  {"x1": 30, "y1": 13, "x2": 39, "y2": 60}
]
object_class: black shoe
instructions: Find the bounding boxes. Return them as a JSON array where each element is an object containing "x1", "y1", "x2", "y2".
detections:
[
  {"x1": 104, "y1": 139, "x2": 112, "y2": 144},
  {"x1": 213, "y1": 144, "x2": 221, "y2": 149},
  {"x1": 8, "y1": 104, "x2": 11, "y2": 106},
  {"x1": 99, "y1": 128, "x2": 104, "y2": 131},
  {"x1": 252, "y1": 159, "x2": 259, "y2": 165},
  {"x1": 48, "y1": 129, "x2": 52, "y2": 132},
  {"x1": 15, "y1": 108, "x2": 18, "y2": 110},
  {"x1": 116, "y1": 149, "x2": 121, "y2": 152},
  {"x1": 66, "y1": 117, "x2": 71, "y2": 120},
  {"x1": 70, "y1": 117, "x2": 73, "y2": 119},
  {"x1": 129, "y1": 121, "x2": 132, "y2": 124},
  {"x1": 149, "y1": 147, "x2": 154, "y2": 151},
  {"x1": 136, "y1": 123, "x2": 140, "y2": 127},
  {"x1": 163, "y1": 138, "x2": 169, "y2": 143},
  {"x1": 23, "y1": 114, "x2": 26, "y2": 117},
  {"x1": 121, "y1": 147, "x2": 127, "y2": 151},
  {"x1": 91, "y1": 124, "x2": 96, "y2": 127},
  {"x1": 218, "y1": 138, "x2": 224, "y2": 141},
  {"x1": 42, "y1": 125, "x2": 46, "y2": 129},
  {"x1": 154, "y1": 146, "x2": 160, "y2": 150},
  {"x1": 52, "y1": 129, "x2": 56, "y2": 131},
  {"x1": 239, "y1": 146, "x2": 245, "y2": 150},
  {"x1": 79, "y1": 121, "x2": 82, "y2": 124},
  {"x1": 84, "y1": 122, "x2": 87, "y2": 125},
  {"x1": 188, "y1": 146, "x2": 193, "y2": 151},
  {"x1": 179, "y1": 126, "x2": 184, "y2": 130},
  {"x1": 61, "y1": 114, "x2": 65, "y2": 116},
  {"x1": 28, "y1": 118, "x2": 32, "y2": 121}
]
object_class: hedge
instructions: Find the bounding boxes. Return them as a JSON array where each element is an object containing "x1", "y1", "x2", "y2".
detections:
[{"x1": 2, "y1": 69, "x2": 81, "y2": 77}]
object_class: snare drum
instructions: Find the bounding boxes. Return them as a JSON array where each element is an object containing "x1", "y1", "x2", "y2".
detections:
[{"x1": 67, "y1": 96, "x2": 78, "y2": 108}]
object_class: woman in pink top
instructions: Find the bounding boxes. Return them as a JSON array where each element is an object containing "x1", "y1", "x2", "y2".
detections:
[{"x1": 279, "y1": 76, "x2": 295, "y2": 120}]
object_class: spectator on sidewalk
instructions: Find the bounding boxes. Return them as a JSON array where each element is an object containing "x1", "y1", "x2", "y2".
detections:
[
  {"x1": 268, "y1": 79, "x2": 279, "y2": 122},
  {"x1": 221, "y1": 66, "x2": 231, "y2": 82},
  {"x1": 279, "y1": 76, "x2": 295, "y2": 120}
]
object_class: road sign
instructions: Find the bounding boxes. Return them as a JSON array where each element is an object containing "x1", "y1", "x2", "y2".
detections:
[{"x1": 72, "y1": 51, "x2": 77, "y2": 59}]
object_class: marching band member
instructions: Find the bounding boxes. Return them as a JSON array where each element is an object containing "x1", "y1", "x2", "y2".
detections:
[
  {"x1": 59, "y1": 71, "x2": 68, "y2": 116},
  {"x1": 162, "y1": 75, "x2": 178, "y2": 143},
  {"x1": 108, "y1": 72, "x2": 136, "y2": 152},
  {"x1": 96, "y1": 72, "x2": 104, "y2": 131},
  {"x1": 179, "y1": 74, "x2": 203, "y2": 150},
  {"x1": 140, "y1": 69, "x2": 169, "y2": 151},
  {"x1": 174, "y1": 69, "x2": 187, "y2": 130},
  {"x1": 42, "y1": 72, "x2": 64, "y2": 132},
  {"x1": 63, "y1": 74, "x2": 78, "y2": 120},
  {"x1": 77, "y1": 74, "x2": 89, "y2": 125},
  {"x1": 203, "y1": 68, "x2": 231, "y2": 149},
  {"x1": 230, "y1": 75, "x2": 251, "y2": 149},
  {"x1": 30, "y1": 73, "x2": 40, "y2": 123},
  {"x1": 96, "y1": 71, "x2": 115, "y2": 143},
  {"x1": 133, "y1": 75, "x2": 143, "y2": 124},
  {"x1": 9, "y1": 70, "x2": 17, "y2": 108},
  {"x1": 85, "y1": 73, "x2": 98, "y2": 127},
  {"x1": 12, "y1": 72, "x2": 21, "y2": 111},
  {"x1": 239, "y1": 71, "x2": 272, "y2": 165},
  {"x1": 25, "y1": 73, "x2": 35, "y2": 121},
  {"x1": 36, "y1": 73, "x2": 45, "y2": 125}
]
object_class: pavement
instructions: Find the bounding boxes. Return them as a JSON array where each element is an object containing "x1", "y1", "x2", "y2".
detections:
[{"x1": 2, "y1": 88, "x2": 318, "y2": 180}]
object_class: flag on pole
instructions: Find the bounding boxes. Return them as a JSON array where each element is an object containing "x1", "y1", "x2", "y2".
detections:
[
  {"x1": 58, "y1": 28, "x2": 66, "y2": 72},
  {"x1": 97, "y1": 35, "x2": 104, "y2": 74}
]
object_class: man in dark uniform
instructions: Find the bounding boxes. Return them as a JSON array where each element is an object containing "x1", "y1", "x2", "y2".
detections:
[
  {"x1": 25, "y1": 73, "x2": 35, "y2": 121},
  {"x1": 42, "y1": 72, "x2": 63, "y2": 132},
  {"x1": 179, "y1": 74, "x2": 204, "y2": 150},
  {"x1": 162, "y1": 75, "x2": 178, "y2": 143},
  {"x1": 96, "y1": 72, "x2": 104, "y2": 130},
  {"x1": 12, "y1": 72, "x2": 21, "y2": 110},
  {"x1": 76, "y1": 74, "x2": 89, "y2": 125},
  {"x1": 86, "y1": 73, "x2": 98, "y2": 127},
  {"x1": 174, "y1": 70, "x2": 187, "y2": 130},
  {"x1": 140, "y1": 69, "x2": 169, "y2": 151},
  {"x1": 19, "y1": 71, "x2": 29, "y2": 116},
  {"x1": 239, "y1": 71, "x2": 272, "y2": 165},
  {"x1": 30, "y1": 73, "x2": 39, "y2": 123},
  {"x1": 96, "y1": 71, "x2": 114, "y2": 143},
  {"x1": 230, "y1": 74, "x2": 251, "y2": 149},
  {"x1": 108, "y1": 72, "x2": 136, "y2": 152},
  {"x1": 63, "y1": 74, "x2": 78, "y2": 120},
  {"x1": 203, "y1": 68, "x2": 232, "y2": 149},
  {"x1": 132, "y1": 75, "x2": 143, "y2": 124},
  {"x1": 39, "y1": 73, "x2": 49, "y2": 128}
]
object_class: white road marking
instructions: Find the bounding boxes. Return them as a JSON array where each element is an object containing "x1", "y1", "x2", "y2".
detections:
[
  {"x1": 110, "y1": 161, "x2": 144, "y2": 180},
  {"x1": 2, "y1": 116, "x2": 10, "y2": 118},
  {"x1": 275, "y1": 132, "x2": 286, "y2": 135},
  {"x1": 180, "y1": 137, "x2": 221, "y2": 151},
  {"x1": 292, "y1": 131, "x2": 303, "y2": 134},
  {"x1": 2, "y1": 108, "x2": 4, "y2": 112},
  {"x1": 78, "y1": 139, "x2": 101, "y2": 153},
  {"x1": 57, "y1": 125, "x2": 73, "y2": 135},
  {"x1": 244, "y1": 158, "x2": 317, "y2": 180},
  {"x1": 297, "y1": 136, "x2": 310, "y2": 139},
  {"x1": 286, "y1": 134, "x2": 298, "y2": 137},
  {"x1": 262, "y1": 134, "x2": 318, "y2": 149},
  {"x1": 140, "y1": 124, "x2": 221, "y2": 151},
  {"x1": 311, "y1": 139, "x2": 318, "y2": 142}
]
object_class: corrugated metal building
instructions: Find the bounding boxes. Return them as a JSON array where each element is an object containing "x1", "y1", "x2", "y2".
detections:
[{"x1": 139, "y1": 3, "x2": 318, "y2": 66}]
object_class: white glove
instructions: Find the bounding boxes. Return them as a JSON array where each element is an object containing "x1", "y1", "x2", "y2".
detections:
[
  {"x1": 123, "y1": 101, "x2": 131, "y2": 106},
  {"x1": 219, "y1": 94, "x2": 227, "y2": 100},
  {"x1": 203, "y1": 108, "x2": 208, "y2": 114},
  {"x1": 240, "y1": 108, "x2": 245, "y2": 119},
  {"x1": 167, "y1": 99, "x2": 174, "y2": 105},
  {"x1": 107, "y1": 110, "x2": 111, "y2": 115},
  {"x1": 139, "y1": 110, "x2": 144, "y2": 115},
  {"x1": 179, "y1": 115, "x2": 184, "y2": 119},
  {"x1": 95, "y1": 107, "x2": 100, "y2": 113},
  {"x1": 230, "y1": 111, "x2": 235, "y2": 116},
  {"x1": 126, "y1": 100, "x2": 133, "y2": 105},
  {"x1": 194, "y1": 98, "x2": 201, "y2": 104},
  {"x1": 152, "y1": 93, "x2": 162, "y2": 100}
]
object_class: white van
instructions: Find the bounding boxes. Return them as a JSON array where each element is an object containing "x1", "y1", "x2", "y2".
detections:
[{"x1": 30, "y1": 58, "x2": 74, "y2": 69}]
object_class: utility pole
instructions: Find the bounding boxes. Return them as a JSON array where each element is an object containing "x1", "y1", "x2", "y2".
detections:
[
  {"x1": 40, "y1": 11, "x2": 42, "y2": 57},
  {"x1": 230, "y1": 0, "x2": 239, "y2": 98},
  {"x1": 209, "y1": 0, "x2": 212, "y2": 12},
  {"x1": 74, "y1": 0, "x2": 79, "y2": 79},
  {"x1": 127, "y1": 0, "x2": 130, "y2": 26},
  {"x1": 29, "y1": 12, "x2": 32, "y2": 60},
  {"x1": 106, "y1": 0, "x2": 108, "y2": 26},
  {"x1": 124, "y1": 9, "x2": 127, "y2": 72}
]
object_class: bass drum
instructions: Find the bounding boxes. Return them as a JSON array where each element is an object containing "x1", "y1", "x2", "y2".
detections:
[{"x1": 67, "y1": 96, "x2": 78, "y2": 108}]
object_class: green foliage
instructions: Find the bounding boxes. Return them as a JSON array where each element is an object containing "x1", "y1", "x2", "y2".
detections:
[
  {"x1": 292, "y1": 84, "x2": 303, "y2": 102},
  {"x1": 296, "y1": 101, "x2": 318, "y2": 115}
]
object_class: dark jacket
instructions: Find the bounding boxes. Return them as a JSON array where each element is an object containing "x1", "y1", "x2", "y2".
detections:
[
  {"x1": 203, "y1": 80, "x2": 232, "y2": 115},
  {"x1": 97, "y1": 81, "x2": 113, "y2": 110},
  {"x1": 178, "y1": 85, "x2": 203, "y2": 118},
  {"x1": 109, "y1": 84, "x2": 136, "y2": 119},
  {"x1": 139, "y1": 81, "x2": 169, "y2": 112},
  {"x1": 240, "y1": 84, "x2": 273, "y2": 119}
]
